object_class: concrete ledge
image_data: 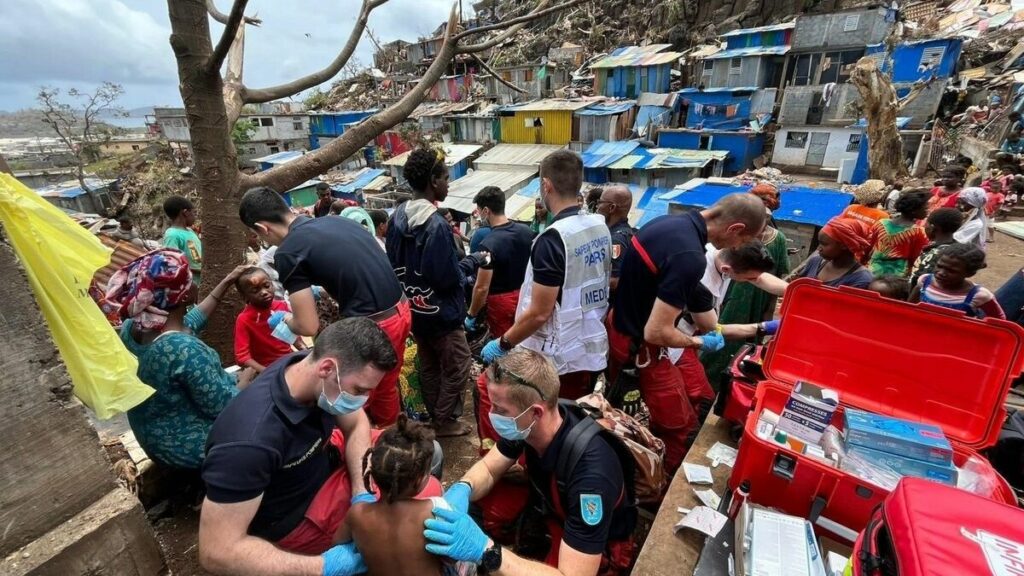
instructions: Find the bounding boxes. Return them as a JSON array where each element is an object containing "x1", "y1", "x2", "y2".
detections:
[{"x1": 1, "y1": 487, "x2": 166, "y2": 576}]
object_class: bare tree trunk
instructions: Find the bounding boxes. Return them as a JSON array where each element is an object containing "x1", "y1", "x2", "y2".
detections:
[
  {"x1": 168, "y1": 0, "x2": 246, "y2": 361},
  {"x1": 850, "y1": 57, "x2": 909, "y2": 182}
]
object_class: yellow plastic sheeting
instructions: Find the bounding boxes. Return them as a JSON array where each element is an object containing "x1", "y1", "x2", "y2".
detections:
[{"x1": 0, "y1": 174, "x2": 153, "y2": 419}]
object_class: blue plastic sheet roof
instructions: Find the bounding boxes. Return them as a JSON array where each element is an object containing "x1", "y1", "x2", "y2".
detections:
[
  {"x1": 331, "y1": 169, "x2": 387, "y2": 194},
  {"x1": 678, "y1": 87, "x2": 759, "y2": 94},
  {"x1": 849, "y1": 117, "x2": 913, "y2": 129},
  {"x1": 252, "y1": 150, "x2": 304, "y2": 165},
  {"x1": 705, "y1": 45, "x2": 790, "y2": 60},
  {"x1": 575, "y1": 102, "x2": 637, "y2": 116},
  {"x1": 660, "y1": 180, "x2": 851, "y2": 227},
  {"x1": 720, "y1": 22, "x2": 795, "y2": 38},
  {"x1": 518, "y1": 177, "x2": 542, "y2": 198},
  {"x1": 581, "y1": 140, "x2": 642, "y2": 168},
  {"x1": 36, "y1": 178, "x2": 113, "y2": 199}
]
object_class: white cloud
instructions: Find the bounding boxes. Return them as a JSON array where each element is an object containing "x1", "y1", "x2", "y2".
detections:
[{"x1": 0, "y1": 0, "x2": 455, "y2": 110}]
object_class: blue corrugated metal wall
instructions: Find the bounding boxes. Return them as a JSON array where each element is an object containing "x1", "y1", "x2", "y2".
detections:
[
  {"x1": 308, "y1": 111, "x2": 376, "y2": 149},
  {"x1": 865, "y1": 39, "x2": 962, "y2": 82},
  {"x1": 681, "y1": 92, "x2": 754, "y2": 130},
  {"x1": 605, "y1": 64, "x2": 673, "y2": 98},
  {"x1": 656, "y1": 131, "x2": 764, "y2": 174}
]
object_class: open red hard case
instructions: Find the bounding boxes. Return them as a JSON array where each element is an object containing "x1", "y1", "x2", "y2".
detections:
[{"x1": 729, "y1": 279, "x2": 1024, "y2": 541}]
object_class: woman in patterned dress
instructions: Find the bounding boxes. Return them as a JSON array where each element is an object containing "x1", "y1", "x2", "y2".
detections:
[{"x1": 107, "y1": 249, "x2": 245, "y2": 469}]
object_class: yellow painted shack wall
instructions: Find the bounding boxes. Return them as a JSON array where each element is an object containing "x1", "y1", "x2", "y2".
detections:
[{"x1": 500, "y1": 111, "x2": 574, "y2": 145}]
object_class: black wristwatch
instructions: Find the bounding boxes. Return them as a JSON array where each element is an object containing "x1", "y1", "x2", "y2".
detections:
[
  {"x1": 498, "y1": 334, "x2": 513, "y2": 351},
  {"x1": 480, "y1": 543, "x2": 503, "y2": 573}
]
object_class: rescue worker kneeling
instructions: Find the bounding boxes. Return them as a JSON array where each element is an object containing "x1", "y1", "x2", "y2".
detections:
[{"x1": 423, "y1": 348, "x2": 636, "y2": 576}]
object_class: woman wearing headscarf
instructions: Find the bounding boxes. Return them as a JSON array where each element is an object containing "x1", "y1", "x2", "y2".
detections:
[
  {"x1": 107, "y1": 249, "x2": 246, "y2": 469},
  {"x1": 841, "y1": 179, "x2": 890, "y2": 225},
  {"x1": 797, "y1": 216, "x2": 874, "y2": 288},
  {"x1": 953, "y1": 186, "x2": 989, "y2": 250},
  {"x1": 701, "y1": 183, "x2": 792, "y2": 384}
]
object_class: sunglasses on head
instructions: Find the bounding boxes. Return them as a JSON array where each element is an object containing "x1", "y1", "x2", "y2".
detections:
[{"x1": 491, "y1": 360, "x2": 547, "y2": 401}]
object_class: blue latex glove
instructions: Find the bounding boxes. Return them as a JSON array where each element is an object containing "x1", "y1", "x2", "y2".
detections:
[
  {"x1": 424, "y1": 506, "x2": 489, "y2": 563},
  {"x1": 699, "y1": 331, "x2": 725, "y2": 353},
  {"x1": 321, "y1": 542, "x2": 366, "y2": 576},
  {"x1": 464, "y1": 315, "x2": 479, "y2": 332},
  {"x1": 443, "y1": 482, "x2": 472, "y2": 514},
  {"x1": 762, "y1": 319, "x2": 781, "y2": 336},
  {"x1": 351, "y1": 491, "x2": 376, "y2": 505},
  {"x1": 481, "y1": 338, "x2": 508, "y2": 364},
  {"x1": 268, "y1": 311, "x2": 288, "y2": 329}
]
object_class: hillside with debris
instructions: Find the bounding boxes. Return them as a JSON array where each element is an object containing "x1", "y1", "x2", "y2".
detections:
[{"x1": 309, "y1": 0, "x2": 936, "y2": 111}]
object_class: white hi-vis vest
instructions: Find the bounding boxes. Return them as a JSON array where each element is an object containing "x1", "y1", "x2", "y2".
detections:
[{"x1": 516, "y1": 213, "x2": 611, "y2": 374}]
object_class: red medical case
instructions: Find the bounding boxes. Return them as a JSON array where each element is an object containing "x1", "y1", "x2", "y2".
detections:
[
  {"x1": 729, "y1": 279, "x2": 1024, "y2": 542},
  {"x1": 716, "y1": 344, "x2": 766, "y2": 429},
  {"x1": 852, "y1": 477, "x2": 1024, "y2": 576}
]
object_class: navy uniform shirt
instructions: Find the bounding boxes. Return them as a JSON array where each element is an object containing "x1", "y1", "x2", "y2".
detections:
[
  {"x1": 202, "y1": 352, "x2": 336, "y2": 541},
  {"x1": 612, "y1": 211, "x2": 714, "y2": 340},
  {"x1": 529, "y1": 206, "x2": 582, "y2": 303},
  {"x1": 496, "y1": 406, "x2": 633, "y2": 554},
  {"x1": 608, "y1": 219, "x2": 635, "y2": 280},
  {"x1": 479, "y1": 221, "x2": 534, "y2": 294},
  {"x1": 275, "y1": 216, "x2": 403, "y2": 316}
]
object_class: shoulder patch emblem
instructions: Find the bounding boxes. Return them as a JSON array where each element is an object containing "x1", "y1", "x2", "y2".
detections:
[
  {"x1": 612, "y1": 244, "x2": 622, "y2": 260},
  {"x1": 580, "y1": 493, "x2": 603, "y2": 526}
]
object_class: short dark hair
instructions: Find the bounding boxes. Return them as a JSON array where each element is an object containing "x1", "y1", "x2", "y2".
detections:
[
  {"x1": 239, "y1": 187, "x2": 290, "y2": 228},
  {"x1": 870, "y1": 275, "x2": 911, "y2": 301},
  {"x1": 473, "y1": 186, "x2": 506, "y2": 215},
  {"x1": 313, "y1": 317, "x2": 398, "y2": 373},
  {"x1": 539, "y1": 150, "x2": 583, "y2": 200},
  {"x1": 403, "y1": 148, "x2": 446, "y2": 192},
  {"x1": 163, "y1": 195, "x2": 194, "y2": 219},
  {"x1": 316, "y1": 182, "x2": 330, "y2": 192},
  {"x1": 1010, "y1": 112, "x2": 1021, "y2": 120},
  {"x1": 721, "y1": 240, "x2": 775, "y2": 274},
  {"x1": 234, "y1": 266, "x2": 267, "y2": 292},
  {"x1": 927, "y1": 207, "x2": 965, "y2": 234},
  {"x1": 941, "y1": 243, "x2": 987, "y2": 275},
  {"x1": 894, "y1": 190, "x2": 929, "y2": 216},
  {"x1": 369, "y1": 209, "x2": 388, "y2": 229}
]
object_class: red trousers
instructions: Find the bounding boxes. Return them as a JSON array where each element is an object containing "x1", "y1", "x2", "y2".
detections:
[
  {"x1": 364, "y1": 300, "x2": 412, "y2": 427},
  {"x1": 607, "y1": 315, "x2": 697, "y2": 475},
  {"x1": 676, "y1": 348, "x2": 715, "y2": 423},
  {"x1": 485, "y1": 290, "x2": 520, "y2": 336},
  {"x1": 275, "y1": 428, "x2": 441, "y2": 554}
]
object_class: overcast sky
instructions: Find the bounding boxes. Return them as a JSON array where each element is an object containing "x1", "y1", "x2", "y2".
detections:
[{"x1": 0, "y1": 0, "x2": 454, "y2": 113}]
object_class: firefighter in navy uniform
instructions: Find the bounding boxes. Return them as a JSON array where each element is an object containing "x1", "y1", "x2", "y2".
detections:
[
  {"x1": 423, "y1": 348, "x2": 637, "y2": 576},
  {"x1": 593, "y1": 185, "x2": 636, "y2": 300}
]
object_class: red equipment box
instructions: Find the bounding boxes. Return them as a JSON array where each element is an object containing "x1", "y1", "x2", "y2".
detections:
[
  {"x1": 729, "y1": 279, "x2": 1024, "y2": 542},
  {"x1": 715, "y1": 344, "x2": 765, "y2": 428},
  {"x1": 852, "y1": 477, "x2": 1024, "y2": 576}
]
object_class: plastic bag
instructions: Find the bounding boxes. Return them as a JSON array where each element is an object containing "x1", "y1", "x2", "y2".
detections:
[
  {"x1": 957, "y1": 454, "x2": 1002, "y2": 499},
  {"x1": 0, "y1": 174, "x2": 153, "y2": 418}
]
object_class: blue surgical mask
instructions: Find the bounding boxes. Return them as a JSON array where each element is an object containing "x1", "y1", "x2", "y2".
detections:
[
  {"x1": 488, "y1": 406, "x2": 536, "y2": 441},
  {"x1": 318, "y1": 362, "x2": 368, "y2": 416}
]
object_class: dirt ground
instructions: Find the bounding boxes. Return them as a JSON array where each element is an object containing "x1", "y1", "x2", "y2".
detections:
[{"x1": 139, "y1": 233, "x2": 1024, "y2": 575}]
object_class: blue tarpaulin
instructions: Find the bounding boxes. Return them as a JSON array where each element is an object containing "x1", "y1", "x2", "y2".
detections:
[
  {"x1": 332, "y1": 169, "x2": 386, "y2": 195},
  {"x1": 634, "y1": 105, "x2": 674, "y2": 136},
  {"x1": 581, "y1": 140, "x2": 642, "y2": 168},
  {"x1": 575, "y1": 102, "x2": 636, "y2": 116},
  {"x1": 661, "y1": 180, "x2": 851, "y2": 227}
]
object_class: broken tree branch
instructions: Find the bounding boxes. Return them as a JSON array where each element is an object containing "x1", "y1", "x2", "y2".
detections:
[
  {"x1": 242, "y1": 4, "x2": 463, "y2": 192},
  {"x1": 241, "y1": 0, "x2": 390, "y2": 104},
  {"x1": 205, "y1": 0, "x2": 260, "y2": 25},
  {"x1": 455, "y1": 0, "x2": 591, "y2": 54},
  {"x1": 208, "y1": 0, "x2": 249, "y2": 75},
  {"x1": 472, "y1": 54, "x2": 526, "y2": 93}
]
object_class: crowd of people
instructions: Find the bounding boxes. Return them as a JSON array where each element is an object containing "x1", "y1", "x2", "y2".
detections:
[{"x1": 95, "y1": 146, "x2": 1024, "y2": 576}]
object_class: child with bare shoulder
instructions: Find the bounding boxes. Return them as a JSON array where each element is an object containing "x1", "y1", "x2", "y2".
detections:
[{"x1": 334, "y1": 415, "x2": 473, "y2": 576}]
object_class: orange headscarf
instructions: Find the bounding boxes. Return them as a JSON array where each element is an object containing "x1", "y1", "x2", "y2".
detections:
[
  {"x1": 821, "y1": 217, "x2": 873, "y2": 264},
  {"x1": 749, "y1": 183, "x2": 780, "y2": 211}
]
